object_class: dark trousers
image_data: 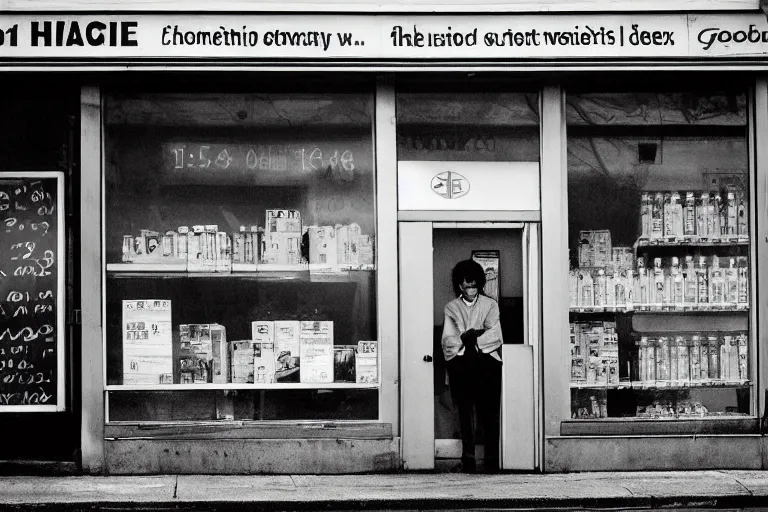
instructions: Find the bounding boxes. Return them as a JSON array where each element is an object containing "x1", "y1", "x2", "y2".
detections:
[{"x1": 446, "y1": 351, "x2": 502, "y2": 471}]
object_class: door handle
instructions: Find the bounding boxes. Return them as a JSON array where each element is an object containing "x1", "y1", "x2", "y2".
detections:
[{"x1": 423, "y1": 355, "x2": 433, "y2": 362}]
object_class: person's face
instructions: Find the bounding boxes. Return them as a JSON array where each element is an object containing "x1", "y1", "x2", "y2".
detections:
[{"x1": 459, "y1": 279, "x2": 478, "y2": 300}]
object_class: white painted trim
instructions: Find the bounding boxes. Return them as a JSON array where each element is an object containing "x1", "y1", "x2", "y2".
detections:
[
  {"x1": 81, "y1": 85, "x2": 105, "y2": 474},
  {"x1": 540, "y1": 84, "x2": 570, "y2": 445},
  {"x1": 375, "y1": 75, "x2": 399, "y2": 436},
  {"x1": 106, "y1": 383, "x2": 379, "y2": 391},
  {"x1": 433, "y1": 222, "x2": 525, "y2": 229},
  {"x1": 754, "y1": 76, "x2": 768, "y2": 422},
  {"x1": 399, "y1": 211, "x2": 541, "y2": 222},
  {"x1": 5, "y1": 64, "x2": 768, "y2": 73}
]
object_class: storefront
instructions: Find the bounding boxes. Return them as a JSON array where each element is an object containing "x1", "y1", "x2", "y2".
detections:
[{"x1": 2, "y1": 2, "x2": 768, "y2": 474}]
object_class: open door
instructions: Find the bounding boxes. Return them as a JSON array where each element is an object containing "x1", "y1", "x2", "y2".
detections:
[{"x1": 400, "y1": 221, "x2": 540, "y2": 471}]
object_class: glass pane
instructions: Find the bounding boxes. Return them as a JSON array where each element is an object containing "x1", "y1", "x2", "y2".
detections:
[
  {"x1": 566, "y1": 89, "x2": 752, "y2": 421},
  {"x1": 397, "y1": 92, "x2": 540, "y2": 162},
  {"x1": 104, "y1": 91, "x2": 378, "y2": 421}
]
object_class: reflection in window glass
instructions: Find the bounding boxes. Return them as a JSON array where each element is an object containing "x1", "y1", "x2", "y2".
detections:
[
  {"x1": 397, "y1": 92, "x2": 540, "y2": 162},
  {"x1": 104, "y1": 92, "x2": 378, "y2": 421},
  {"x1": 566, "y1": 90, "x2": 752, "y2": 421}
]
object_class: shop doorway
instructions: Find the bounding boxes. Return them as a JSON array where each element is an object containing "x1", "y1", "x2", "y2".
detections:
[{"x1": 399, "y1": 222, "x2": 542, "y2": 472}]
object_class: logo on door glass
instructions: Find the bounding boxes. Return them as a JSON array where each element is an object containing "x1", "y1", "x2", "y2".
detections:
[{"x1": 431, "y1": 171, "x2": 469, "y2": 199}]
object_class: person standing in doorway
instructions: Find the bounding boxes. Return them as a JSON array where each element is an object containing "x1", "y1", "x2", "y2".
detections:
[{"x1": 441, "y1": 259, "x2": 503, "y2": 474}]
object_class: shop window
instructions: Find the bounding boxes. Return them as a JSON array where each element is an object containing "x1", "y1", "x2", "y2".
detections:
[
  {"x1": 104, "y1": 92, "x2": 378, "y2": 422},
  {"x1": 566, "y1": 89, "x2": 753, "y2": 424}
]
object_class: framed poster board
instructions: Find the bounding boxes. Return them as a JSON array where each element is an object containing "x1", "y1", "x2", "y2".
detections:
[
  {"x1": 472, "y1": 250, "x2": 500, "y2": 303},
  {"x1": 0, "y1": 172, "x2": 65, "y2": 412}
]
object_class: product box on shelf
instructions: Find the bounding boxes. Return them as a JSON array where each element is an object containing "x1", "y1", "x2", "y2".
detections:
[
  {"x1": 251, "y1": 321, "x2": 276, "y2": 384},
  {"x1": 263, "y1": 210, "x2": 302, "y2": 266},
  {"x1": 233, "y1": 226, "x2": 263, "y2": 266},
  {"x1": 230, "y1": 341, "x2": 255, "y2": 384},
  {"x1": 177, "y1": 323, "x2": 227, "y2": 384},
  {"x1": 187, "y1": 225, "x2": 232, "y2": 272},
  {"x1": 121, "y1": 228, "x2": 187, "y2": 267},
  {"x1": 356, "y1": 340, "x2": 378, "y2": 384},
  {"x1": 307, "y1": 225, "x2": 338, "y2": 268},
  {"x1": 122, "y1": 299, "x2": 173, "y2": 385},
  {"x1": 577, "y1": 230, "x2": 611, "y2": 268},
  {"x1": 299, "y1": 321, "x2": 334, "y2": 383},
  {"x1": 334, "y1": 345, "x2": 357, "y2": 382},
  {"x1": 274, "y1": 320, "x2": 301, "y2": 382}
]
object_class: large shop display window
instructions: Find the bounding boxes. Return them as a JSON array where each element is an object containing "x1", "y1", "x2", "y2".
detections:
[
  {"x1": 104, "y1": 91, "x2": 378, "y2": 422},
  {"x1": 566, "y1": 87, "x2": 753, "y2": 423}
]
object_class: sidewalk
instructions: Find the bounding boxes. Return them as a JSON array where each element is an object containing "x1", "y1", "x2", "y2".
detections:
[{"x1": 2, "y1": 470, "x2": 768, "y2": 511}]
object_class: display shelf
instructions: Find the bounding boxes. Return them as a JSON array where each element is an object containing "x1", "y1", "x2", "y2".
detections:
[
  {"x1": 570, "y1": 380, "x2": 750, "y2": 390},
  {"x1": 107, "y1": 382, "x2": 379, "y2": 391},
  {"x1": 106, "y1": 265, "x2": 374, "y2": 282},
  {"x1": 635, "y1": 237, "x2": 749, "y2": 248},
  {"x1": 570, "y1": 306, "x2": 748, "y2": 314}
]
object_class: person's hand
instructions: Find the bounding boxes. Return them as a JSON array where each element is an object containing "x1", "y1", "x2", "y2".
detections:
[{"x1": 460, "y1": 329, "x2": 478, "y2": 346}]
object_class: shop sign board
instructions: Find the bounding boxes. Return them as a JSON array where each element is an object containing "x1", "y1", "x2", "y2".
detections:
[
  {"x1": 2, "y1": 13, "x2": 768, "y2": 61},
  {"x1": 398, "y1": 161, "x2": 540, "y2": 212}
]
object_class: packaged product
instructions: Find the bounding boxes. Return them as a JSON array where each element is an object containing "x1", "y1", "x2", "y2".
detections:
[
  {"x1": 356, "y1": 340, "x2": 378, "y2": 384},
  {"x1": 299, "y1": 321, "x2": 334, "y2": 384},
  {"x1": 578, "y1": 230, "x2": 612, "y2": 268},
  {"x1": 251, "y1": 321, "x2": 276, "y2": 384},
  {"x1": 231, "y1": 341, "x2": 255, "y2": 384},
  {"x1": 274, "y1": 320, "x2": 301, "y2": 382}
]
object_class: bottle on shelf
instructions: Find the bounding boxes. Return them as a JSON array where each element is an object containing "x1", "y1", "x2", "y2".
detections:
[
  {"x1": 635, "y1": 256, "x2": 650, "y2": 311},
  {"x1": 683, "y1": 256, "x2": 698, "y2": 310},
  {"x1": 725, "y1": 258, "x2": 739, "y2": 308},
  {"x1": 727, "y1": 192, "x2": 738, "y2": 237},
  {"x1": 707, "y1": 334, "x2": 720, "y2": 380},
  {"x1": 657, "y1": 336, "x2": 670, "y2": 384},
  {"x1": 594, "y1": 269, "x2": 606, "y2": 308},
  {"x1": 696, "y1": 256, "x2": 709, "y2": 309},
  {"x1": 652, "y1": 257, "x2": 666, "y2": 311},
  {"x1": 676, "y1": 335, "x2": 689, "y2": 384},
  {"x1": 737, "y1": 256, "x2": 749, "y2": 309},
  {"x1": 605, "y1": 269, "x2": 616, "y2": 310},
  {"x1": 690, "y1": 333, "x2": 701, "y2": 383},
  {"x1": 715, "y1": 192, "x2": 727, "y2": 238},
  {"x1": 651, "y1": 193, "x2": 664, "y2": 239},
  {"x1": 624, "y1": 269, "x2": 634, "y2": 311},
  {"x1": 704, "y1": 192, "x2": 716, "y2": 240},
  {"x1": 699, "y1": 334, "x2": 710, "y2": 381},
  {"x1": 640, "y1": 193, "x2": 652, "y2": 239},
  {"x1": 709, "y1": 255, "x2": 725, "y2": 308},
  {"x1": 569, "y1": 269, "x2": 578, "y2": 309},
  {"x1": 670, "y1": 257, "x2": 684, "y2": 309},
  {"x1": 684, "y1": 191, "x2": 696, "y2": 238},
  {"x1": 737, "y1": 191, "x2": 749, "y2": 239},
  {"x1": 696, "y1": 192, "x2": 707, "y2": 240},
  {"x1": 578, "y1": 269, "x2": 595, "y2": 309}
]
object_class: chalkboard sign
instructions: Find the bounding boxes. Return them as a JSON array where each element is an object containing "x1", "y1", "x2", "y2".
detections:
[{"x1": 0, "y1": 173, "x2": 65, "y2": 412}]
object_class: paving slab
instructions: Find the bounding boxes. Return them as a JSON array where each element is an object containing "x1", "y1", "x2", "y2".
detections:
[
  {"x1": 716, "y1": 470, "x2": 768, "y2": 494},
  {"x1": 607, "y1": 471, "x2": 751, "y2": 498},
  {"x1": 0, "y1": 475, "x2": 176, "y2": 504}
]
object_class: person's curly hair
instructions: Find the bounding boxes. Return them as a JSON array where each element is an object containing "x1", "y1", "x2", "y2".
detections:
[{"x1": 451, "y1": 259, "x2": 486, "y2": 297}]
